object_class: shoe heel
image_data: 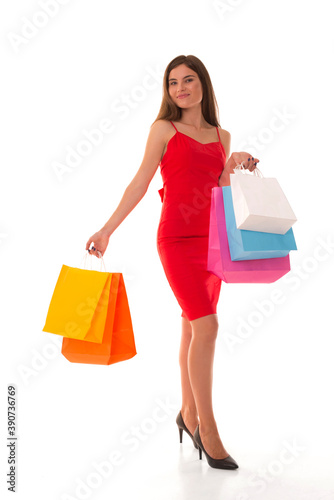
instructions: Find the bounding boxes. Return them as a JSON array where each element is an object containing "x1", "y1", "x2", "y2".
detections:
[
  {"x1": 194, "y1": 424, "x2": 239, "y2": 469},
  {"x1": 178, "y1": 426, "x2": 183, "y2": 443},
  {"x1": 176, "y1": 411, "x2": 198, "y2": 449}
]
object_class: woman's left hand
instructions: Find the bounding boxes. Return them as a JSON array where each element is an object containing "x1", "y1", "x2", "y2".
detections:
[{"x1": 232, "y1": 152, "x2": 260, "y2": 172}]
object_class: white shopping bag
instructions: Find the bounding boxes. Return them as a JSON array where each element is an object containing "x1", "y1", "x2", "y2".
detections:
[{"x1": 230, "y1": 164, "x2": 297, "y2": 235}]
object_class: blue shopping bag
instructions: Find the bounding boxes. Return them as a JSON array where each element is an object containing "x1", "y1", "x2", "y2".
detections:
[{"x1": 223, "y1": 186, "x2": 297, "y2": 261}]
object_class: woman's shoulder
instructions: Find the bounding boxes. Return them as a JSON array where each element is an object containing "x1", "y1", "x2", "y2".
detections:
[
  {"x1": 151, "y1": 119, "x2": 174, "y2": 136},
  {"x1": 218, "y1": 127, "x2": 231, "y2": 139},
  {"x1": 217, "y1": 127, "x2": 231, "y2": 157},
  {"x1": 152, "y1": 118, "x2": 173, "y2": 130}
]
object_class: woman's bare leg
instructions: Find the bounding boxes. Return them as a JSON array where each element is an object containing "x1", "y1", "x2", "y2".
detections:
[
  {"x1": 188, "y1": 313, "x2": 229, "y2": 459},
  {"x1": 179, "y1": 316, "x2": 199, "y2": 434}
]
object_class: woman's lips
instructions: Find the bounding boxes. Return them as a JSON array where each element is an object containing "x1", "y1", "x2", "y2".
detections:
[{"x1": 177, "y1": 94, "x2": 189, "y2": 99}]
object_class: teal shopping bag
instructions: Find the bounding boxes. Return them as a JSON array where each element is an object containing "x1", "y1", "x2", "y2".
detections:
[{"x1": 223, "y1": 186, "x2": 297, "y2": 261}]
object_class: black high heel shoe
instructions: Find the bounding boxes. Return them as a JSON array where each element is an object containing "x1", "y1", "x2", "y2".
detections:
[
  {"x1": 176, "y1": 411, "x2": 198, "y2": 449},
  {"x1": 193, "y1": 425, "x2": 239, "y2": 470}
]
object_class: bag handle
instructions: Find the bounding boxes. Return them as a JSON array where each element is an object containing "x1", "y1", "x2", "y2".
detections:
[
  {"x1": 234, "y1": 161, "x2": 263, "y2": 178},
  {"x1": 80, "y1": 250, "x2": 107, "y2": 272}
]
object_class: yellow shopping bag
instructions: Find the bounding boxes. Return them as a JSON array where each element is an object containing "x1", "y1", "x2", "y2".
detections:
[{"x1": 43, "y1": 252, "x2": 113, "y2": 343}]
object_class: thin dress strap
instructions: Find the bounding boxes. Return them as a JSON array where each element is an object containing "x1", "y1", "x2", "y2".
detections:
[
  {"x1": 170, "y1": 120, "x2": 178, "y2": 132},
  {"x1": 216, "y1": 126, "x2": 222, "y2": 145}
]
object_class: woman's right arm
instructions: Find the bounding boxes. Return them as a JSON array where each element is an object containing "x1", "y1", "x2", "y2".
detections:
[{"x1": 85, "y1": 120, "x2": 168, "y2": 255}]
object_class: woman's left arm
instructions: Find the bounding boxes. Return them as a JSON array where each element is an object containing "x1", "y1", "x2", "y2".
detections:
[{"x1": 218, "y1": 129, "x2": 260, "y2": 187}]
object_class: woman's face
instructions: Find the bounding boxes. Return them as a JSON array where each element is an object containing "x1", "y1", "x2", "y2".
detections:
[{"x1": 168, "y1": 64, "x2": 203, "y2": 109}]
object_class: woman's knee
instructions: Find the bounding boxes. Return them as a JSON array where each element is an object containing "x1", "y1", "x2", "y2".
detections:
[{"x1": 190, "y1": 314, "x2": 219, "y2": 340}]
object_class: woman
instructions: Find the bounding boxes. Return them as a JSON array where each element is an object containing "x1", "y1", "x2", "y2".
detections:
[{"x1": 86, "y1": 55, "x2": 260, "y2": 470}]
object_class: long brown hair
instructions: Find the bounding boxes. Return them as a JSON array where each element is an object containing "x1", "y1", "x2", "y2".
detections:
[{"x1": 151, "y1": 55, "x2": 221, "y2": 128}]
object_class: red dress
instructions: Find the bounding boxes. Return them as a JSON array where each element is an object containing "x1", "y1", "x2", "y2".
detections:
[{"x1": 156, "y1": 120, "x2": 226, "y2": 321}]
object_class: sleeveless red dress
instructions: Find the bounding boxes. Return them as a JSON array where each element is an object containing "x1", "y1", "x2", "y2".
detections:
[{"x1": 156, "y1": 120, "x2": 226, "y2": 321}]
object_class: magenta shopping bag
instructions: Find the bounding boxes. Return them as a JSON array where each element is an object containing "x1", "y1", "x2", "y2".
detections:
[{"x1": 207, "y1": 187, "x2": 291, "y2": 283}]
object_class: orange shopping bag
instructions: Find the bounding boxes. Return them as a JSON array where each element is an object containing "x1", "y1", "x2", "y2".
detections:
[{"x1": 43, "y1": 252, "x2": 137, "y2": 365}]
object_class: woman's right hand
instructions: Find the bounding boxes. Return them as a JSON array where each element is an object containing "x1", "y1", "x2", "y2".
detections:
[{"x1": 85, "y1": 229, "x2": 110, "y2": 258}]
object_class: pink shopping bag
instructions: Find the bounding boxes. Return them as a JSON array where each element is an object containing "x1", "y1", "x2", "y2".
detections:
[{"x1": 207, "y1": 187, "x2": 291, "y2": 283}]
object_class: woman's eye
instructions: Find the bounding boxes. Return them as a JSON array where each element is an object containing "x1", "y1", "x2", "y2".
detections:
[{"x1": 170, "y1": 78, "x2": 193, "y2": 85}]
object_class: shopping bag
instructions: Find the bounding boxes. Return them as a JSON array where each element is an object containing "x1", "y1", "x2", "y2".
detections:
[
  {"x1": 230, "y1": 165, "x2": 297, "y2": 234},
  {"x1": 223, "y1": 185, "x2": 297, "y2": 261},
  {"x1": 43, "y1": 252, "x2": 137, "y2": 365},
  {"x1": 42, "y1": 255, "x2": 112, "y2": 343},
  {"x1": 62, "y1": 272, "x2": 136, "y2": 365},
  {"x1": 207, "y1": 187, "x2": 291, "y2": 283}
]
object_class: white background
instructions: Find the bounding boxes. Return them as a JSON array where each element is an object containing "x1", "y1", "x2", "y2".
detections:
[{"x1": 1, "y1": 0, "x2": 334, "y2": 499}]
